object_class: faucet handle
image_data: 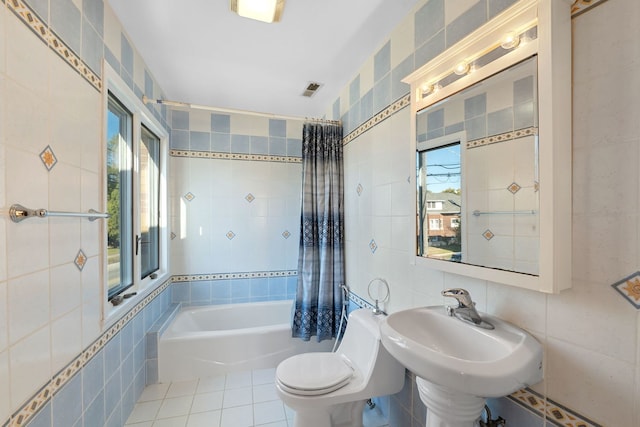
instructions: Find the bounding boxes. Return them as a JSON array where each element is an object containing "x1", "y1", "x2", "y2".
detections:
[{"x1": 441, "y1": 288, "x2": 474, "y2": 308}]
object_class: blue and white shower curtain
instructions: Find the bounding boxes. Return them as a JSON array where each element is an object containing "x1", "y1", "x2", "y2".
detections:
[{"x1": 292, "y1": 122, "x2": 345, "y2": 342}]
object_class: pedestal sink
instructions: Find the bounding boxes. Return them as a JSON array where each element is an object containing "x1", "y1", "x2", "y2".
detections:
[{"x1": 380, "y1": 305, "x2": 542, "y2": 427}]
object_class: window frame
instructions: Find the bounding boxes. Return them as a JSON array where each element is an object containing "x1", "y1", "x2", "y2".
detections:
[{"x1": 102, "y1": 63, "x2": 169, "y2": 326}]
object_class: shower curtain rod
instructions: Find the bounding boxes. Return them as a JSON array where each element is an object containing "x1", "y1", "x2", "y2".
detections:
[{"x1": 142, "y1": 96, "x2": 341, "y2": 125}]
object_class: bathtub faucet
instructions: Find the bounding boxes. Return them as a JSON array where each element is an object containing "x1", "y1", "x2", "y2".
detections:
[{"x1": 442, "y1": 288, "x2": 494, "y2": 330}]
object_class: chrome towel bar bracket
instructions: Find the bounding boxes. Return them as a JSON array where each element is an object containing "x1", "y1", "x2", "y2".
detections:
[{"x1": 9, "y1": 204, "x2": 109, "y2": 223}]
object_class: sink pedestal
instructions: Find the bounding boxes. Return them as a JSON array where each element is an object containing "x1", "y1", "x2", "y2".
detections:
[{"x1": 416, "y1": 377, "x2": 485, "y2": 427}]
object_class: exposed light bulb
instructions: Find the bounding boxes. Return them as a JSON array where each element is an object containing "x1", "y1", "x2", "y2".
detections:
[
  {"x1": 454, "y1": 61, "x2": 470, "y2": 76},
  {"x1": 501, "y1": 31, "x2": 520, "y2": 49}
]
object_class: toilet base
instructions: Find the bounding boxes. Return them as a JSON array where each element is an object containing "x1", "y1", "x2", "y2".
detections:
[{"x1": 291, "y1": 400, "x2": 366, "y2": 427}]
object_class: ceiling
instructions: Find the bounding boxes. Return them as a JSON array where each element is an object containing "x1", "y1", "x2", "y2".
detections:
[{"x1": 108, "y1": 0, "x2": 420, "y2": 118}]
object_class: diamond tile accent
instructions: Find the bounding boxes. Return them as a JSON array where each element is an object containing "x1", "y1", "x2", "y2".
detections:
[
  {"x1": 40, "y1": 145, "x2": 58, "y2": 171},
  {"x1": 369, "y1": 239, "x2": 378, "y2": 253},
  {"x1": 245, "y1": 193, "x2": 255, "y2": 203},
  {"x1": 74, "y1": 250, "x2": 87, "y2": 271},
  {"x1": 612, "y1": 271, "x2": 640, "y2": 309},
  {"x1": 507, "y1": 182, "x2": 521, "y2": 194},
  {"x1": 482, "y1": 229, "x2": 495, "y2": 240},
  {"x1": 226, "y1": 231, "x2": 236, "y2": 240},
  {"x1": 282, "y1": 230, "x2": 291, "y2": 239},
  {"x1": 356, "y1": 184, "x2": 363, "y2": 196},
  {"x1": 184, "y1": 192, "x2": 195, "y2": 202}
]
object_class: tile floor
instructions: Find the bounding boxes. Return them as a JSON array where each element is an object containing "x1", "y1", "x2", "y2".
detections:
[{"x1": 125, "y1": 368, "x2": 389, "y2": 427}]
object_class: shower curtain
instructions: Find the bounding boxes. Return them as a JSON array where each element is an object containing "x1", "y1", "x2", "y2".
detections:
[{"x1": 292, "y1": 122, "x2": 345, "y2": 342}]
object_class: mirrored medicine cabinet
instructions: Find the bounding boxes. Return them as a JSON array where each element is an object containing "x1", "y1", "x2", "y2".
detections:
[{"x1": 404, "y1": 0, "x2": 572, "y2": 293}]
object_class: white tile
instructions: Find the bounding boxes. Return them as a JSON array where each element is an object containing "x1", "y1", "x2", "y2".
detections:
[
  {"x1": 257, "y1": 422, "x2": 288, "y2": 427},
  {"x1": 0, "y1": 281, "x2": 6, "y2": 351},
  {"x1": 127, "y1": 400, "x2": 163, "y2": 424},
  {"x1": 229, "y1": 113, "x2": 268, "y2": 136},
  {"x1": 152, "y1": 415, "x2": 188, "y2": 427},
  {"x1": 222, "y1": 387, "x2": 252, "y2": 408},
  {"x1": 8, "y1": 270, "x2": 49, "y2": 344},
  {"x1": 125, "y1": 422, "x2": 153, "y2": 427},
  {"x1": 444, "y1": 0, "x2": 478, "y2": 25},
  {"x1": 9, "y1": 326, "x2": 50, "y2": 409},
  {"x1": 134, "y1": 51, "x2": 146, "y2": 92},
  {"x1": 191, "y1": 391, "x2": 223, "y2": 413},
  {"x1": 253, "y1": 400, "x2": 286, "y2": 425},
  {"x1": 189, "y1": 110, "x2": 212, "y2": 133},
  {"x1": 166, "y1": 379, "x2": 199, "y2": 398},
  {"x1": 197, "y1": 376, "x2": 226, "y2": 394},
  {"x1": 252, "y1": 383, "x2": 279, "y2": 404},
  {"x1": 49, "y1": 219, "x2": 81, "y2": 268},
  {"x1": 0, "y1": 4, "x2": 5, "y2": 73},
  {"x1": 252, "y1": 368, "x2": 275, "y2": 385},
  {"x1": 390, "y1": 12, "x2": 414, "y2": 69},
  {"x1": 103, "y1": 3, "x2": 122, "y2": 59},
  {"x1": 224, "y1": 371, "x2": 252, "y2": 389},
  {"x1": 140, "y1": 383, "x2": 171, "y2": 402},
  {"x1": 157, "y1": 396, "x2": 194, "y2": 419},
  {"x1": 51, "y1": 308, "x2": 82, "y2": 373},
  {"x1": 0, "y1": 350, "x2": 9, "y2": 422},
  {"x1": 220, "y1": 405, "x2": 253, "y2": 427},
  {"x1": 186, "y1": 410, "x2": 221, "y2": 427}
]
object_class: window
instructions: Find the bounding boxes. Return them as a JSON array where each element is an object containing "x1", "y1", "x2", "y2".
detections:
[
  {"x1": 451, "y1": 217, "x2": 460, "y2": 228},
  {"x1": 429, "y1": 218, "x2": 442, "y2": 230},
  {"x1": 104, "y1": 65, "x2": 167, "y2": 311},
  {"x1": 426, "y1": 201, "x2": 443, "y2": 210}
]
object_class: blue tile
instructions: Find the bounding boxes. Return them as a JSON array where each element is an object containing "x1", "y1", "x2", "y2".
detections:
[
  {"x1": 104, "y1": 46, "x2": 120, "y2": 74},
  {"x1": 445, "y1": 122, "x2": 464, "y2": 134},
  {"x1": 190, "y1": 281, "x2": 211, "y2": 302},
  {"x1": 341, "y1": 110, "x2": 351, "y2": 135},
  {"x1": 121, "y1": 353, "x2": 134, "y2": 392},
  {"x1": 488, "y1": 0, "x2": 518, "y2": 19},
  {"x1": 170, "y1": 130, "x2": 189, "y2": 150},
  {"x1": 287, "y1": 277, "x2": 298, "y2": 298},
  {"x1": 286, "y1": 138, "x2": 302, "y2": 157},
  {"x1": 360, "y1": 89, "x2": 374, "y2": 122},
  {"x1": 133, "y1": 341, "x2": 146, "y2": 375},
  {"x1": 134, "y1": 84, "x2": 144, "y2": 100},
  {"x1": 487, "y1": 107, "x2": 513, "y2": 136},
  {"x1": 171, "y1": 282, "x2": 190, "y2": 303},
  {"x1": 83, "y1": 0, "x2": 104, "y2": 36},
  {"x1": 105, "y1": 404, "x2": 122, "y2": 427},
  {"x1": 51, "y1": 0, "x2": 81, "y2": 54},
  {"x1": 121, "y1": 34, "x2": 134, "y2": 75},
  {"x1": 374, "y1": 41, "x2": 391, "y2": 83},
  {"x1": 144, "y1": 70, "x2": 154, "y2": 98},
  {"x1": 121, "y1": 383, "x2": 135, "y2": 425},
  {"x1": 269, "y1": 119, "x2": 286, "y2": 137},
  {"x1": 415, "y1": 30, "x2": 445, "y2": 69},
  {"x1": 26, "y1": 401, "x2": 51, "y2": 427},
  {"x1": 269, "y1": 137, "x2": 287, "y2": 155},
  {"x1": 53, "y1": 374, "x2": 83, "y2": 427},
  {"x1": 104, "y1": 366, "x2": 122, "y2": 415},
  {"x1": 373, "y1": 74, "x2": 391, "y2": 114},
  {"x1": 190, "y1": 131, "x2": 211, "y2": 151},
  {"x1": 104, "y1": 334, "x2": 121, "y2": 379},
  {"x1": 268, "y1": 277, "x2": 287, "y2": 297},
  {"x1": 465, "y1": 115, "x2": 487, "y2": 140},
  {"x1": 426, "y1": 128, "x2": 444, "y2": 140},
  {"x1": 172, "y1": 110, "x2": 189, "y2": 130},
  {"x1": 212, "y1": 281, "x2": 231, "y2": 299},
  {"x1": 84, "y1": 390, "x2": 105, "y2": 427},
  {"x1": 391, "y1": 54, "x2": 414, "y2": 101},
  {"x1": 464, "y1": 93, "x2": 487, "y2": 119},
  {"x1": 349, "y1": 101, "x2": 361, "y2": 130},
  {"x1": 514, "y1": 101, "x2": 535, "y2": 129},
  {"x1": 121, "y1": 322, "x2": 133, "y2": 358},
  {"x1": 251, "y1": 136, "x2": 269, "y2": 155},
  {"x1": 120, "y1": 69, "x2": 134, "y2": 90},
  {"x1": 415, "y1": 0, "x2": 444, "y2": 47},
  {"x1": 427, "y1": 108, "x2": 444, "y2": 130},
  {"x1": 83, "y1": 350, "x2": 104, "y2": 408},
  {"x1": 231, "y1": 134, "x2": 251, "y2": 153},
  {"x1": 146, "y1": 333, "x2": 158, "y2": 360},
  {"x1": 446, "y1": 0, "x2": 487, "y2": 48},
  {"x1": 514, "y1": 75, "x2": 534, "y2": 104},
  {"x1": 133, "y1": 314, "x2": 144, "y2": 344},
  {"x1": 81, "y1": 16, "x2": 103, "y2": 75},
  {"x1": 332, "y1": 98, "x2": 340, "y2": 121},
  {"x1": 211, "y1": 113, "x2": 231, "y2": 133},
  {"x1": 349, "y1": 75, "x2": 360, "y2": 107},
  {"x1": 146, "y1": 359, "x2": 159, "y2": 384},
  {"x1": 250, "y1": 279, "x2": 269, "y2": 298},
  {"x1": 24, "y1": 0, "x2": 49, "y2": 24},
  {"x1": 211, "y1": 132, "x2": 230, "y2": 152}
]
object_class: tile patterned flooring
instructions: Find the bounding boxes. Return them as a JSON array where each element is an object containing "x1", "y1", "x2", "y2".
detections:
[{"x1": 125, "y1": 368, "x2": 388, "y2": 427}]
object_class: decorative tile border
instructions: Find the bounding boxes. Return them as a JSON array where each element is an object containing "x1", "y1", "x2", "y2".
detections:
[
  {"x1": 171, "y1": 270, "x2": 298, "y2": 283},
  {"x1": 7, "y1": 0, "x2": 102, "y2": 92},
  {"x1": 5, "y1": 279, "x2": 172, "y2": 427},
  {"x1": 611, "y1": 271, "x2": 640, "y2": 309},
  {"x1": 343, "y1": 94, "x2": 411, "y2": 146},
  {"x1": 347, "y1": 290, "x2": 375, "y2": 311},
  {"x1": 510, "y1": 389, "x2": 603, "y2": 427},
  {"x1": 170, "y1": 150, "x2": 302, "y2": 164},
  {"x1": 466, "y1": 127, "x2": 538, "y2": 149}
]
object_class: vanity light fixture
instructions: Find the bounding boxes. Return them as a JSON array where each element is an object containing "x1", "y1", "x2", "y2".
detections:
[
  {"x1": 453, "y1": 61, "x2": 470, "y2": 76},
  {"x1": 230, "y1": 0, "x2": 285, "y2": 23},
  {"x1": 500, "y1": 31, "x2": 520, "y2": 49}
]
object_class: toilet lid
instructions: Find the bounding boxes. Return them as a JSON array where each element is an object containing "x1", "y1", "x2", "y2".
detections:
[{"x1": 277, "y1": 353, "x2": 354, "y2": 396}]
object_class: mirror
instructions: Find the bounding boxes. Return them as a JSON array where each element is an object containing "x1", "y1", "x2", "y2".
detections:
[
  {"x1": 404, "y1": 0, "x2": 571, "y2": 293},
  {"x1": 416, "y1": 56, "x2": 539, "y2": 276}
]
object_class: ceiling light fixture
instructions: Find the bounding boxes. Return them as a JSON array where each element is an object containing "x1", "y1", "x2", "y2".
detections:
[
  {"x1": 500, "y1": 31, "x2": 520, "y2": 49},
  {"x1": 453, "y1": 61, "x2": 470, "y2": 76},
  {"x1": 230, "y1": 0, "x2": 285, "y2": 23}
]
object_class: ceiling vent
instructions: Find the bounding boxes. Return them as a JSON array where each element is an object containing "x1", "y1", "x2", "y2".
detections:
[{"x1": 302, "y1": 82, "x2": 322, "y2": 97}]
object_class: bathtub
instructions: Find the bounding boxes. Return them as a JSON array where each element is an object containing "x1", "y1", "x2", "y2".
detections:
[{"x1": 158, "y1": 300, "x2": 334, "y2": 382}]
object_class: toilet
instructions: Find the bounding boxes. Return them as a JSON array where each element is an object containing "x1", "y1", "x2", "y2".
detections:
[{"x1": 275, "y1": 308, "x2": 405, "y2": 427}]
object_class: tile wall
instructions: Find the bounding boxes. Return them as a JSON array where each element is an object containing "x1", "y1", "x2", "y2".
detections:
[
  {"x1": 168, "y1": 108, "x2": 304, "y2": 304},
  {"x1": 331, "y1": 0, "x2": 639, "y2": 426},
  {"x1": 0, "y1": 0, "x2": 173, "y2": 425}
]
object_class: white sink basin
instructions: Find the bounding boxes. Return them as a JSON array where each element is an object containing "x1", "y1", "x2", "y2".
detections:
[{"x1": 380, "y1": 306, "x2": 542, "y2": 398}]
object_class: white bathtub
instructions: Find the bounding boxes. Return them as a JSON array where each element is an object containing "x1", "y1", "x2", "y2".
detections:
[{"x1": 158, "y1": 300, "x2": 334, "y2": 382}]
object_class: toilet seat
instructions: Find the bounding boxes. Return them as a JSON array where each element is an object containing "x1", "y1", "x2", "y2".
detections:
[{"x1": 276, "y1": 353, "x2": 355, "y2": 396}]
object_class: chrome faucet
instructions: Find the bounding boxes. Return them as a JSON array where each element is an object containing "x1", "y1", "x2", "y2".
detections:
[{"x1": 442, "y1": 288, "x2": 494, "y2": 330}]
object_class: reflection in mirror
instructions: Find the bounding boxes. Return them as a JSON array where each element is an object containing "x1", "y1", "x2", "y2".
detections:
[{"x1": 416, "y1": 55, "x2": 539, "y2": 275}]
